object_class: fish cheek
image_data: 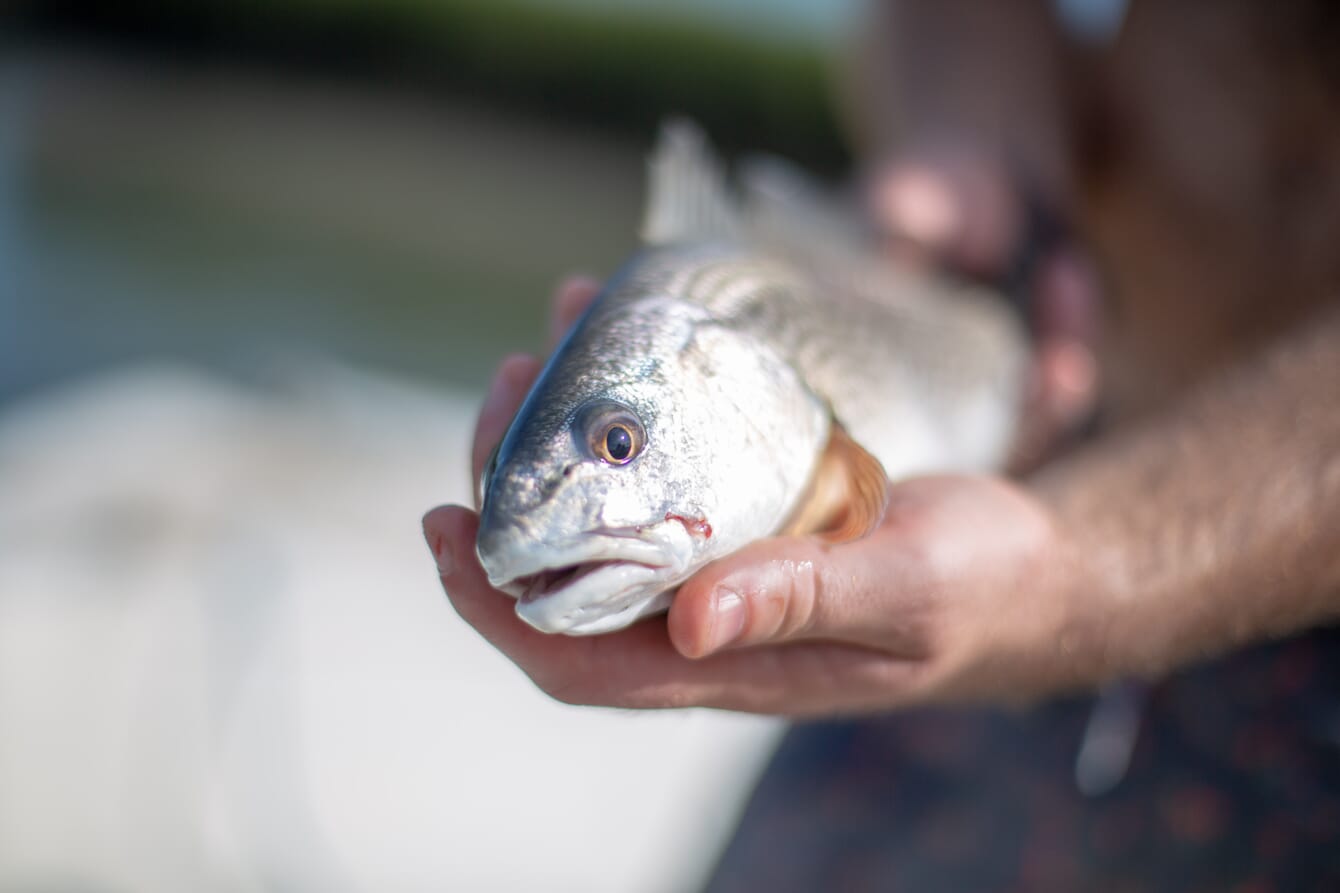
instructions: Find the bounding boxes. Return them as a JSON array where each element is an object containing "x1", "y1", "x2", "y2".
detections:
[
  {"x1": 598, "y1": 485, "x2": 648, "y2": 529},
  {"x1": 592, "y1": 456, "x2": 671, "y2": 531}
]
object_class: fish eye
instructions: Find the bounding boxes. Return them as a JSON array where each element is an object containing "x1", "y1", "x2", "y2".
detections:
[
  {"x1": 605, "y1": 425, "x2": 633, "y2": 462},
  {"x1": 578, "y1": 403, "x2": 646, "y2": 466}
]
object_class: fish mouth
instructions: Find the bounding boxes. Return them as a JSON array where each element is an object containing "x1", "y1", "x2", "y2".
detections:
[
  {"x1": 512, "y1": 560, "x2": 647, "y2": 604},
  {"x1": 481, "y1": 528, "x2": 692, "y2": 635},
  {"x1": 499, "y1": 556, "x2": 677, "y2": 636}
]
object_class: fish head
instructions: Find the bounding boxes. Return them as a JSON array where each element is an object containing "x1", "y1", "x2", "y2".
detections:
[
  {"x1": 477, "y1": 395, "x2": 696, "y2": 636},
  {"x1": 476, "y1": 294, "x2": 829, "y2": 635}
]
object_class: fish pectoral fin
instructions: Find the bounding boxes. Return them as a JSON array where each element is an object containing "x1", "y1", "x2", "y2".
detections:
[{"x1": 781, "y1": 423, "x2": 889, "y2": 543}]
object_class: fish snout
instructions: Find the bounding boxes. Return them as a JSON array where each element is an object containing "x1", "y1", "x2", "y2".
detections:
[{"x1": 474, "y1": 502, "x2": 533, "y2": 589}]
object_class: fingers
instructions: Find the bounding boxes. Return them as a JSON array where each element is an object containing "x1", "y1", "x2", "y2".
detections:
[
  {"x1": 868, "y1": 149, "x2": 1022, "y2": 276},
  {"x1": 1032, "y1": 248, "x2": 1100, "y2": 428},
  {"x1": 668, "y1": 533, "x2": 931, "y2": 661},
  {"x1": 471, "y1": 354, "x2": 543, "y2": 494},
  {"x1": 421, "y1": 504, "x2": 916, "y2": 714},
  {"x1": 424, "y1": 503, "x2": 586, "y2": 660},
  {"x1": 872, "y1": 151, "x2": 1101, "y2": 470},
  {"x1": 1010, "y1": 247, "x2": 1102, "y2": 470},
  {"x1": 668, "y1": 539, "x2": 824, "y2": 658},
  {"x1": 666, "y1": 476, "x2": 1046, "y2": 661},
  {"x1": 548, "y1": 275, "x2": 602, "y2": 348}
]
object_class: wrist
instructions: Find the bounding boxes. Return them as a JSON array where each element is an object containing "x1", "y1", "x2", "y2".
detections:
[
  {"x1": 909, "y1": 478, "x2": 1112, "y2": 706},
  {"x1": 1029, "y1": 466, "x2": 1166, "y2": 693},
  {"x1": 1040, "y1": 510, "x2": 1122, "y2": 693},
  {"x1": 992, "y1": 499, "x2": 1115, "y2": 702}
]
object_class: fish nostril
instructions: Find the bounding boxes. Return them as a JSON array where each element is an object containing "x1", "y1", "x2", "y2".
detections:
[{"x1": 562, "y1": 464, "x2": 578, "y2": 478}]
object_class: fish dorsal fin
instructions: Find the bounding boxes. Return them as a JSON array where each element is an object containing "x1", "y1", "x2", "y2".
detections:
[
  {"x1": 643, "y1": 120, "x2": 962, "y2": 313},
  {"x1": 739, "y1": 154, "x2": 869, "y2": 253},
  {"x1": 641, "y1": 119, "x2": 741, "y2": 245},
  {"x1": 782, "y1": 421, "x2": 889, "y2": 543},
  {"x1": 738, "y1": 153, "x2": 927, "y2": 303}
]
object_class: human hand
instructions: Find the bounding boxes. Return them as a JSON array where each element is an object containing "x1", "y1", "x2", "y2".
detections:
[
  {"x1": 423, "y1": 277, "x2": 1100, "y2": 714},
  {"x1": 868, "y1": 147, "x2": 1102, "y2": 471},
  {"x1": 427, "y1": 471, "x2": 1093, "y2": 716},
  {"x1": 849, "y1": 1, "x2": 1103, "y2": 465}
]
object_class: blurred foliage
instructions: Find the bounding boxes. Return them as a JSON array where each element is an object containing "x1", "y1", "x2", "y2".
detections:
[{"x1": 19, "y1": 0, "x2": 851, "y2": 171}]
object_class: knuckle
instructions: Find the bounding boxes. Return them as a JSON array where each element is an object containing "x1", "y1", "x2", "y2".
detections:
[
  {"x1": 760, "y1": 556, "x2": 822, "y2": 640},
  {"x1": 886, "y1": 526, "x2": 948, "y2": 591}
]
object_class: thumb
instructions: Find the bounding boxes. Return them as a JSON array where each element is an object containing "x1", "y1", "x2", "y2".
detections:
[{"x1": 667, "y1": 535, "x2": 894, "y2": 659}]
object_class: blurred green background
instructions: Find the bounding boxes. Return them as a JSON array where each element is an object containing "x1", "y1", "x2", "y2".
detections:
[{"x1": 3, "y1": 0, "x2": 858, "y2": 399}]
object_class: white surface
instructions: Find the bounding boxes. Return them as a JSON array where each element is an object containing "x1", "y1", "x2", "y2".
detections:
[{"x1": 0, "y1": 362, "x2": 783, "y2": 892}]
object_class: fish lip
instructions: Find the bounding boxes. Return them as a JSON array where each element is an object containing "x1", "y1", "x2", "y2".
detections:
[
  {"x1": 477, "y1": 521, "x2": 693, "y2": 635},
  {"x1": 481, "y1": 528, "x2": 675, "y2": 595},
  {"x1": 513, "y1": 561, "x2": 676, "y2": 635},
  {"x1": 510, "y1": 558, "x2": 665, "y2": 605}
]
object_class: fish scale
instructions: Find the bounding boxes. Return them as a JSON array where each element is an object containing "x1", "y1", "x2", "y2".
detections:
[{"x1": 474, "y1": 121, "x2": 1027, "y2": 635}]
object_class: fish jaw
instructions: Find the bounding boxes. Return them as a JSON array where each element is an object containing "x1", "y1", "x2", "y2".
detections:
[
  {"x1": 477, "y1": 519, "x2": 698, "y2": 635},
  {"x1": 517, "y1": 563, "x2": 677, "y2": 635}
]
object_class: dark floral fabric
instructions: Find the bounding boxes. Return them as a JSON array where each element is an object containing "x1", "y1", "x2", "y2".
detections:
[{"x1": 706, "y1": 627, "x2": 1340, "y2": 892}]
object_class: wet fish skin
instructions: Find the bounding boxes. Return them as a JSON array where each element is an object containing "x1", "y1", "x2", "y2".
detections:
[
  {"x1": 477, "y1": 242, "x2": 832, "y2": 634},
  {"x1": 474, "y1": 123, "x2": 1027, "y2": 636}
]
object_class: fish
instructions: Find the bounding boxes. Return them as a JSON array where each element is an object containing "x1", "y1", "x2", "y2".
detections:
[{"x1": 474, "y1": 121, "x2": 1028, "y2": 636}]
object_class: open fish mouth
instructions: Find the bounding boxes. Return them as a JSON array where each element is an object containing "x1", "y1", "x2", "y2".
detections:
[
  {"x1": 496, "y1": 557, "x2": 676, "y2": 635},
  {"x1": 510, "y1": 559, "x2": 660, "y2": 604},
  {"x1": 480, "y1": 526, "x2": 692, "y2": 635}
]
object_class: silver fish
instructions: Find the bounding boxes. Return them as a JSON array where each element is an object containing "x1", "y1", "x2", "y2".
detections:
[{"x1": 475, "y1": 122, "x2": 1027, "y2": 635}]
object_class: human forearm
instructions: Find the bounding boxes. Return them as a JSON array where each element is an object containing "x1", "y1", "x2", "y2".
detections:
[{"x1": 1034, "y1": 303, "x2": 1340, "y2": 684}]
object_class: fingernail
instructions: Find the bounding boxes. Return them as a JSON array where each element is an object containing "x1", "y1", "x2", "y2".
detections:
[
  {"x1": 425, "y1": 528, "x2": 454, "y2": 577},
  {"x1": 704, "y1": 588, "x2": 747, "y2": 654}
]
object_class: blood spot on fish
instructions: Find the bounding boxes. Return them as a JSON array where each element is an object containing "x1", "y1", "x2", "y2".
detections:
[{"x1": 666, "y1": 512, "x2": 713, "y2": 539}]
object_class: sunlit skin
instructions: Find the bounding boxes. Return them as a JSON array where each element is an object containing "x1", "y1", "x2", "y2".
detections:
[
  {"x1": 425, "y1": 280, "x2": 1076, "y2": 715},
  {"x1": 424, "y1": 277, "x2": 1340, "y2": 716},
  {"x1": 425, "y1": 0, "x2": 1340, "y2": 716},
  {"x1": 430, "y1": 277, "x2": 1057, "y2": 713}
]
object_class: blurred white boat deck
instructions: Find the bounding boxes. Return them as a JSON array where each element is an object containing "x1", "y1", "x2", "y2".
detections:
[{"x1": 0, "y1": 362, "x2": 783, "y2": 892}]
